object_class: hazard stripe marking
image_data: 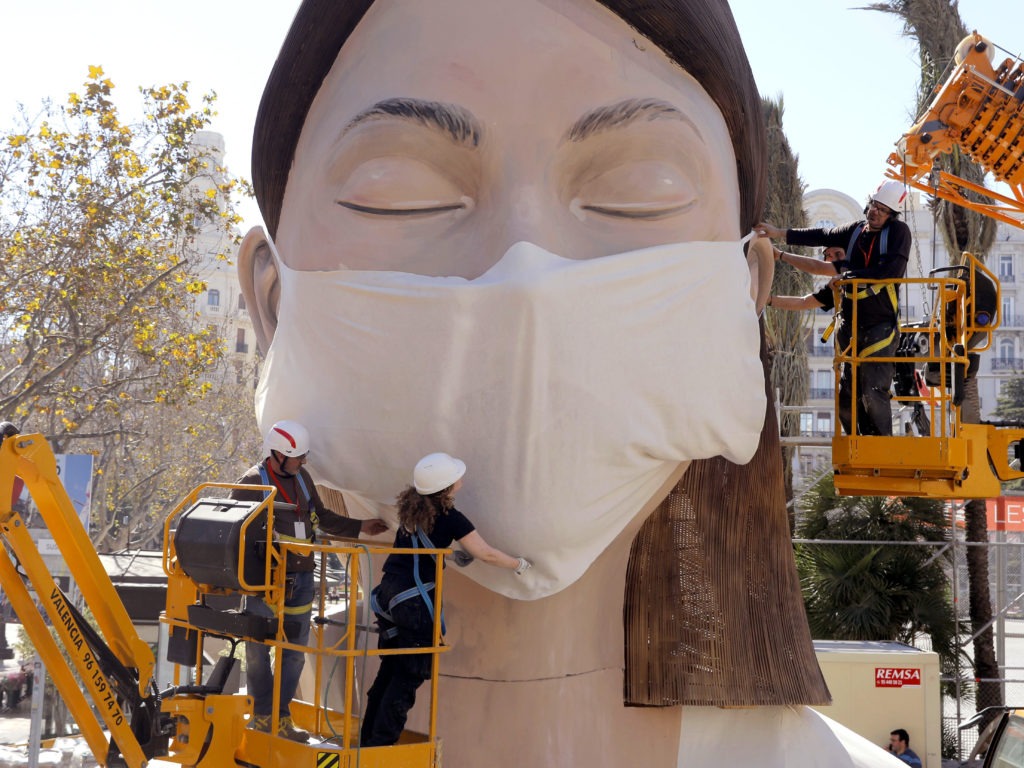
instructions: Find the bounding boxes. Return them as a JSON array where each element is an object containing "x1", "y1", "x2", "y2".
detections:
[{"x1": 317, "y1": 752, "x2": 341, "y2": 768}]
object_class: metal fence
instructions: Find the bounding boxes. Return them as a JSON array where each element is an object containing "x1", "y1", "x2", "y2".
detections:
[
  {"x1": 794, "y1": 522, "x2": 1024, "y2": 762},
  {"x1": 941, "y1": 675, "x2": 1024, "y2": 761}
]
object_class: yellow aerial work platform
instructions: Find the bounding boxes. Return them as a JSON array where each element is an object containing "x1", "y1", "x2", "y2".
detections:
[
  {"x1": 836, "y1": 29, "x2": 1024, "y2": 498},
  {"x1": 162, "y1": 488, "x2": 448, "y2": 768},
  {"x1": 0, "y1": 431, "x2": 445, "y2": 768},
  {"x1": 830, "y1": 254, "x2": 1024, "y2": 498}
]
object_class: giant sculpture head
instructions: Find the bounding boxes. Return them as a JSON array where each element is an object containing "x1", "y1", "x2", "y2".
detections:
[{"x1": 239, "y1": 0, "x2": 773, "y2": 600}]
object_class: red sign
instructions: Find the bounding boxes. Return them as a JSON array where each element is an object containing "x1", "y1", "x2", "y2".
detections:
[
  {"x1": 989, "y1": 498, "x2": 1024, "y2": 532},
  {"x1": 875, "y1": 667, "x2": 921, "y2": 688}
]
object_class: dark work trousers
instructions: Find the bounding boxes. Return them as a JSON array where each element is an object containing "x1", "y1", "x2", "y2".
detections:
[
  {"x1": 837, "y1": 321, "x2": 898, "y2": 436},
  {"x1": 243, "y1": 570, "x2": 315, "y2": 717},
  {"x1": 361, "y1": 577, "x2": 435, "y2": 747}
]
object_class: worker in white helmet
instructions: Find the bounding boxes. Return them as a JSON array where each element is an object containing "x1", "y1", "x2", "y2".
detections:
[
  {"x1": 757, "y1": 180, "x2": 912, "y2": 437},
  {"x1": 230, "y1": 419, "x2": 388, "y2": 742},
  {"x1": 361, "y1": 452, "x2": 530, "y2": 747}
]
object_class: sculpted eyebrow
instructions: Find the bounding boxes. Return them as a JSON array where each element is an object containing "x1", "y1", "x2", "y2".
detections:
[
  {"x1": 566, "y1": 98, "x2": 702, "y2": 143},
  {"x1": 343, "y1": 97, "x2": 482, "y2": 147}
]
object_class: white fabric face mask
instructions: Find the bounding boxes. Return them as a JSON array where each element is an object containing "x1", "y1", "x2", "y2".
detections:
[{"x1": 256, "y1": 238, "x2": 765, "y2": 599}]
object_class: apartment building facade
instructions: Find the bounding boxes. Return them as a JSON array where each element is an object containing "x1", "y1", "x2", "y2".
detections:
[{"x1": 188, "y1": 131, "x2": 260, "y2": 387}]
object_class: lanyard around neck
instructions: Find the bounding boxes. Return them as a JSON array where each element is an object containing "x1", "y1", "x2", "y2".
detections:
[{"x1": 266, "y1": 462, "x2": 297, "y2": 506}]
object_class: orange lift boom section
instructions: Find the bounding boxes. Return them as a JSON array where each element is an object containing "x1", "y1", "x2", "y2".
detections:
[{"x1": 887, "y1": 32, "x2": 1024, "y2": 230}]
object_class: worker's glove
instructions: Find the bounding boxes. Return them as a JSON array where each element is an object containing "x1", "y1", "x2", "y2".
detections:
[
  {"x1": 514, "y1": 557, "x2": 532, "y2": 575},
  {"x1": 451, "y1": 549, "x2": 474, "y2": 567}
]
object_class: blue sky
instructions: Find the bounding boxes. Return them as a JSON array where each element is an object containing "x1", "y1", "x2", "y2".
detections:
[
  {"x1": 731, "y1": 0, "x2": 1012, "y2": 210},
  {"x1": 0, "y1": 0, "x2": 1013, "y2": 232}
]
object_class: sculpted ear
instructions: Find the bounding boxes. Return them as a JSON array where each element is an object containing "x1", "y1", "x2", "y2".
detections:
[
  {"x1": 238, "y1": 226, "x2": 280, "y2": 356},
  {"x1": 747, "y1": 237, "x2": 775, "y2": 313}
]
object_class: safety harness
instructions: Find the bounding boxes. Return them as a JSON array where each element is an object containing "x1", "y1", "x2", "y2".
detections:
[
  {"x1": 257, "y1": 463, "x2": 317, "y2": 615},
  {"x1": 370, "y1": 527, "x2": 445, "y2": 641},
  {"x1": 821, "y1": 224, "x2": 899, "y2": 356}
]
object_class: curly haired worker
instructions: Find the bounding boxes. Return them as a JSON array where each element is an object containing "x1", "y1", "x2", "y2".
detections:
[{"x1": 361, "y1": 453, "x2": 530, "y2": 747}]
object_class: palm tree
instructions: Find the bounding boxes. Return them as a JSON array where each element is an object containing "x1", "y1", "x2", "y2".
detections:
[
  {"x1": 796, "y1": 475, "x2": 959, "y2": 667},
  {"x1": 866, "y1": 0, "x2": 1002, "y2": 722},
  {"x1": 762, "y1": 96, "x2": 813, "y2": 517},
  {"x1": 992, "y1": 376, "x2": 1024, "y2": 425},
  {"x1": 991, "y1": 375, "x2": 1024, "y2": 491}
]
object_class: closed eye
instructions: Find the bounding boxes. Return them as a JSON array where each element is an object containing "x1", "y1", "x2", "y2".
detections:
[
  {"x1": 334, "y1": 156, "x2": 473, "y2": 219},
  {"x1": 576, "y1": 200, "x2": 698, "y2": 220},
  {"x1": 570, "y1": 160, "x2": 699, "y2": 223},
  {"x1": 338, "y1": 200, "x2": 469, "y2": 216}
]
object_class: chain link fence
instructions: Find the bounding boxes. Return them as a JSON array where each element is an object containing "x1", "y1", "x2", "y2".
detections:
[{"x1": 795, "y1": 513, "x2": 1024, "y2": 763}]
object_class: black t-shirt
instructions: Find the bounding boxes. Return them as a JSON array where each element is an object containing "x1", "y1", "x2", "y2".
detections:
[{"x1": 382, "y1": 507, "x2": 475, "y2": 584}]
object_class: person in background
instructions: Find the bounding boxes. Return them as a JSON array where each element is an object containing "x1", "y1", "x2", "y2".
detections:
[
  {"x1": 230, "y1": 419, "x2": 387, "y2": 741},
  {"x1": 759, "y1": 180, "x2": 911, "y2": 436},
  {"x1": 887, "y1": 728, "x2": 922, "y2": 767},
  {"x1": 361, "y1": 452, "x2": 530, "y2": 747}
]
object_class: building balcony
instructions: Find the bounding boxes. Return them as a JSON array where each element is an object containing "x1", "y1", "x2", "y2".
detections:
[
  {"x1": 797, "y1": 429, "x2": 833, "y2": 439},
  {"x1": 235, "y1": 342, "x2": 249, "y2": 354},
  {"x1": 808, "y1": 344, "x2": 834, "y2": 357},
  {"x1": 1000, "y1": 272, "x2": 1015, "y2": 284},
  {"x1": 1002, "y1": 314, "x2": 1024, "y2": 329},
  {"x1": 808, "y1": 388, "x2": 833, "y2": 400},
  {"x1": 993, "y1": 357, "x2": 1024, "y2": 372}
]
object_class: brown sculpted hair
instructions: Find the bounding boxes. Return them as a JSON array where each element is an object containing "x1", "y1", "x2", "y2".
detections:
[
  {"x1": 252, "y1": 0, "x2": 766, "y2": 239},
  {"x1": 395, "y1": 485, "x2": 454, "y2": 535}
]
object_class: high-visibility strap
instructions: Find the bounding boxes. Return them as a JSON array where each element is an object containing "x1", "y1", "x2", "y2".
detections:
[
  {"x1": 850, "y1": 281, "x2": 898, "y2": 312},
  {"x1": 859, "y1": 326, "x2": 898, "y2": 357},
  {"x1": 260, "y1": 593, "x2": 315, "y2": 614},
  {"x1": 821, "y1": 315, "x2": 838, "y2": 344}
]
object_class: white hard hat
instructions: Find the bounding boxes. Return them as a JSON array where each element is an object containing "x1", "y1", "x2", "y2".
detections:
[
  {"x1": 263, "y1": 420, "x2": 310, "y2": 458},
  {"x1": 871, "y1": 180, "x2": 908, "y2": 213},
  {"x1": 413, "y1": 452, "x2": 466, "y2": 495}
]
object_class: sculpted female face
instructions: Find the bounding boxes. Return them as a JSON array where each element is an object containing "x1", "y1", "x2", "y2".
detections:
[
  {"x1": 252, "y1": 0, "x2": 766, "y2": 600},
  {"x1": 273, "y1": 0, "x2": 742, "y2": 275}
]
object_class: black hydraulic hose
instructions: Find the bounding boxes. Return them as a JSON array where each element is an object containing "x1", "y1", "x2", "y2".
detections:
[{"x1": 59, "y1": 585, "x2": 145, "y2": 708}]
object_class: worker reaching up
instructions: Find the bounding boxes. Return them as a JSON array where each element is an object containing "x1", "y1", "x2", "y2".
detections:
[
  {"x1": 230, "y1": 419, "x2": 388, "y2": 742},
  {"x1": 361, "y1": 453, "x2": 531, "y2": 747},
  {"x1": 758, "y1": 180, "x2": 912, "y2": 437}
]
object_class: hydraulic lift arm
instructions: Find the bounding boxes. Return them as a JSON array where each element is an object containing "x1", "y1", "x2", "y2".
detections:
[
  {"x1": 887, "y1": 31, "x2": 1024, "y2": 230},
  {"x1": 0, "y1": 433, "x2": 164, "y2": 766}
]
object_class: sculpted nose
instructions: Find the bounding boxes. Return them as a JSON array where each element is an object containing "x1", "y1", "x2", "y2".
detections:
[{"x1": 472, "y1": 185, "x2": 569, "y2": 275}]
